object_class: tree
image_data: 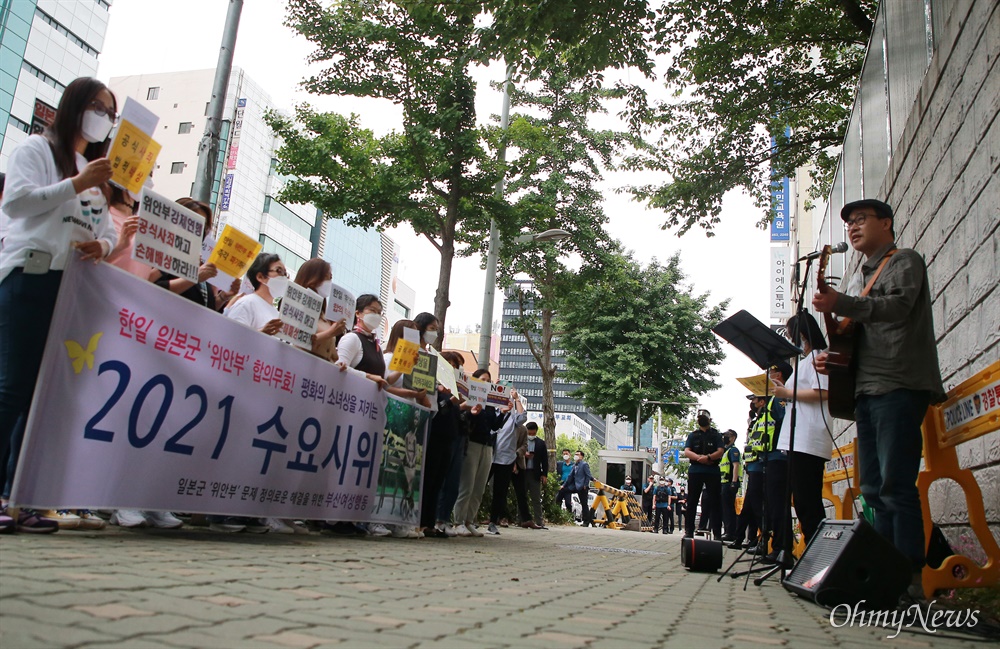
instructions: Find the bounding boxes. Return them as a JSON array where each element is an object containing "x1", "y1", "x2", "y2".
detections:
[
  {"x1": 626, "y1": 0, "x2": 876, "y2": 234},
  {"x1": 557, "y1": 251, "x2": 727, "y2": 426},
  {"x1": 268, "y1": 0, "x2": 510, "y2": 334},
  {"x1": 497, "y1": 55, "x2": 631, "y2": 455},
  {"x1": 555, "y1": 433, "x2": 604, "y2": 469}
]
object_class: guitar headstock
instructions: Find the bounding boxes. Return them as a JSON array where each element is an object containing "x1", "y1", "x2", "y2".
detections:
[{"x1": 817, "y1": 245, "x2": 834, "y2": 291}]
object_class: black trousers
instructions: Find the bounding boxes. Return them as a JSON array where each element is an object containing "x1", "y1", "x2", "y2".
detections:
[
  {"x1": 420, "y1": 431, "x2": 452, "y2": 529},
  {"x1": 577, "y1": 488, "x2": 594, "y2": 526},
  {"x1": 764, "y1": 458, "x2": 790, "y2": 553},
  {"x1": 734, "y1": 471, "x2": 764, "y2": 544},
  {"x1": 685, "y1": 473, "x2": 721, "y2": 538},
  {"x1": 721, "y1": 482, "x2": 739, "y2": 537},
  {"x1": 642, "y1": 501, "x2": 653, "y2": 525},
  {"x1": 490, "y1": 462, "x2": 514, "y2": 524},
  {"x1": 789, "y1": 451, "x2": 827, "y2": 545},
  {"x1": 510, "y1": 467, "x2": 530, "y2": 523}
]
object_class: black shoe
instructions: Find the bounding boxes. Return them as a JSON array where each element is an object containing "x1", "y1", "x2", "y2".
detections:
[
  {"x1": 726, "y1": 540, "x2": 744, "y2": 549},
  {"x1": 749, "y1": 544, "x2": 768, "y2": 555},
  {"x1": 721, "y1": 535, "x2": 736, "y2": 543}
]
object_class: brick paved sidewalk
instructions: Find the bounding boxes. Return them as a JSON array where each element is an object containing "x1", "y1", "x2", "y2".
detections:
[{"x1": 0, "y1": 523, "x2": 988, "y2": 648}]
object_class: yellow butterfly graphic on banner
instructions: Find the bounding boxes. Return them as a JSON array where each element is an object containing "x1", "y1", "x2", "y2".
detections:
[{"x1": 64, "y1": 333, "x2": 103, "y2": 374}]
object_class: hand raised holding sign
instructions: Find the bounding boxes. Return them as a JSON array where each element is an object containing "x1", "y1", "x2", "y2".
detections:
[{"x1": 72, "y1": 158, "x2": 112, "y2": 193}]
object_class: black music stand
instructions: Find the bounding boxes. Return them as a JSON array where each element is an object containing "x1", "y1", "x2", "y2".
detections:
[{"x1": 712, "y1": 310, "x2": 801, "y2": 586}]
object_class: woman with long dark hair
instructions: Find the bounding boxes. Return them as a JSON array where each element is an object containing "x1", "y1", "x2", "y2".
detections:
[
  {"x1": 770, "y1": 311, "x2": 831, "y2": 547},
  {"x1": 293, "y1": 259, "x2": 347, "y2": 362},
  {"x1": 0, "y1": 78, "x2": 119, "y2": 533}
]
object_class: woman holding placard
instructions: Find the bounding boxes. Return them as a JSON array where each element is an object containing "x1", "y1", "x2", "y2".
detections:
[
  {"x1": 0, "y1": 77, "x2": 119, "y2": 533},
  {"x1": 293, "y1": 258, "x2": 347, "y2": 362}
]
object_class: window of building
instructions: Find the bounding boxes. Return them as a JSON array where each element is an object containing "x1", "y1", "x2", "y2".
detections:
[
  {"x1": 170, "y1": 162, "x2": 185, "y2": 174},
  {"x1": 21, "y1": 61, "x2": 65, "y2": 92},
  {"x1": 178, "y1": 122, "x2": 193, "y2": 134},
  {"x1": 9, "y1": 115, "x2": 30, "y2": 134},
  {"x1": 263, "y1": 195, "x2": 313, "y2": 239},
  {"x1": 147, "y1": 87, "x2": 160, "y2": 100}
]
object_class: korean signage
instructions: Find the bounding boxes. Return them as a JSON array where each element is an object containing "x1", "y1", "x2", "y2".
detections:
[
  {"x1": 219, "y1": 174, "x2": 235, "y2": 212},
  {"x1": 207, "y1": 224, "x2": 263, "y2": 286},
  {"x1": 31, "y1": 98, "x2": 56, "y2": 135},
  {"x1": 403, "y1": 351, "x2": 437, "y2": 392},
  {"x1": 324, "y1": 282, "x2": 355, "y2": 326},
  {"x1": 226, "y1": 98, "x2": 246, "y2": 170},
  {"x1": 133, "y1": 189, "x2": 205, "y2": 283},
  {"x1": 770, "y1": 128, "x2": 791, "y2": 242},
  {"x1": 108, "y1": 98, "x2": 162, "y2": 194},
  {"x1": 770, "y1": 246, "x2": 792, "y2": 319},
  {"x1": 12, "y1": 255, "x2": 431, "y2": 526},
  {"x1": 942, "y1": 379, "x2": 1000, "y2": 434},
  {"x1": 277, "y1": 282, "x2": 323, "y2": 350}
]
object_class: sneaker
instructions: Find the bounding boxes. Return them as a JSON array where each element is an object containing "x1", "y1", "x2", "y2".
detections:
[
  {"x1": 442, "y1": 524, "x2": 459, "y2": 537},
  {"x1": 466, "y1": 523, "x2": 485, "y2": 537},
  {"x1": 499, "y1": 518, "x2": 510, "y2": 528},
  {"x1": 368, "y1": 523, "x2": 391, "y2": 537},
  {"x1": 209, "y1": 517, "x2": 246, "y2": 533},
  {"x1": 390, "y1": 525, "x2": 420, "y2": 539},
  {"x1": 0, "y1": 510, "x2": 13, "y2": 534},
  {"x1": 453, "y1": 524, "x2": 472, "y2": 537},
  {"x1": 288, "y1": 520, "x2": 310, "y2": 535},
  {"x1": 242, "y1": 518, "x2": 270, "y2": 534},
  {"x1": 144, "y1": 511, "x2": 184, "y2": 529},
  {"x1": 112, "y1": 509, "x2": 148, "y2": 528},
  {"x1": 39, "y1": 510, "x2": 81, "y2": 530},
  {"x1": 76, "y1": 510, "x2": 107, "y2": 530},
  {"x1": 14, "y1": 508, "x2": 59, "y2": 534},
  {"x1": 486, "y1": 522, "x2": 500, "y2": 535},
  {"x1": 265, "y1": 517, "x2": 296, "y2": 534}
]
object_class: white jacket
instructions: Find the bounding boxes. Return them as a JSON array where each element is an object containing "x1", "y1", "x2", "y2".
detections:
[{"x1": 0, "y1": 135, "x2": 116, "y2": 284}]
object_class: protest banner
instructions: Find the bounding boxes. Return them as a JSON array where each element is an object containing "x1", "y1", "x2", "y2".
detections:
[
  {"x1": 370, "y1": 397, "x2": 431, "y2": 526},
  {"x1": 207, "y1": 224, "x2": 263, "y2": 291},
  {"x1": 403, "y1": 351, "x2": 437, "y2": 392},
  {"x1": 429, "y1": 348, "x2": 458, "y2": 396},
  {"x1": 108, "y1": 98, "x2": 161, "y2": 194},
  {"x1": 388, "y1": 329, "x2": 421, "y2": 374},
  {"x1": 277, "y1": 282, "x2": 323, "y2": 350},
  {"x1": 133, "y1": 189, "x2": 205, "y2": 283},
  {"x1": 324, "y1": 282, "x2": 355, "y2": 327},
  {"x1": 11, "y1": 255, "x2": 425, "y2": 526}
]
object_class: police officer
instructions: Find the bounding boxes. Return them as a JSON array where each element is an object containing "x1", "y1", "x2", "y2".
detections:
[
  {"x1": 728, "y1": 394, "x2": 772, "y2": 551},
  {"x1": 719, "y1": 429, "x2": 742, "y2": 541},
  {"x1": 683, "y1": 412, "x2": 724, "y2": 539}
]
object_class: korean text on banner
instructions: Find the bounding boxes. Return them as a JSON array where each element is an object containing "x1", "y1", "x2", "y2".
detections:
[
  {"x1": 208, "y1": 224, "x2": 262, "y2": 287},
  {"x1": 324, "y1": 282, "x2": 355, "y2": 326},
  {"x1": 403, "y1": 351, "x2": 437, "y2": 392},
  {"x1": 133, "y1": 189, "x2": 205, "y2": 283},
  {"x1": 277, "y1": 282, "x2": 323, "y2": 350},
  {"x1": 11, "y1": 254, "x2": 430, "y2": 527}
]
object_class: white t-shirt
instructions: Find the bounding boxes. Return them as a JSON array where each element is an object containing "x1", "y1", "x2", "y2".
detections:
[
  {"x1": 0, "y1": 135, "x2": 117, "y2": 284},
  {"x1": 383, "y1": 352, "x2": 403, "y2": 388},
  {"x1": 777, "y1": 350, "x2": 833, "y2": 460},
  {"x1": 225, "y1": 293, "x2": 279, "y2": 330}
]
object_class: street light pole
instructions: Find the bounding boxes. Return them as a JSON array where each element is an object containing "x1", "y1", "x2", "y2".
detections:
[{"x1": 477, "y1": 64, "x2": 513, "y2": 371}]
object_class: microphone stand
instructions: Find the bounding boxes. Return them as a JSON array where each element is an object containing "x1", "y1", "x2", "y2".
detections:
[{"x1": 753, "y1": 256, "x2": 812, "y2": 586}]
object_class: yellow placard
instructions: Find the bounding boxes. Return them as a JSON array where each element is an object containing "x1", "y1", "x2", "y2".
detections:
[
  {"x1": 208, "y1": 224, "x2": 263, "y2": 279},
  {"x1": 109, "y1": 120, "x2": 162, "y2": 193},
  {"x1": 737, "y1": 372, "x2": 778, "y2": 397},
  {"x1": 388, "y1": 339, "x2": 420, "y2": 374}
]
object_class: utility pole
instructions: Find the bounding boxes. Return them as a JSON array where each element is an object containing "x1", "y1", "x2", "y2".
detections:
[{"x1": 191, "y1": 0, "x2": 243, "y2": 205}]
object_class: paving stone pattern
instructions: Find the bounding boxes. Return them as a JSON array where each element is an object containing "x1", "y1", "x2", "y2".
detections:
[{"x1": 0, "y1": 525, "x2": 986, "y2": 648}]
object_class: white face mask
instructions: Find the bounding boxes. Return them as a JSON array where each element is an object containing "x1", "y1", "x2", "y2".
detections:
[
  {"x1": 264, "y1": 275, "x2": 288, "y2": 299},
  {"x1": 317, "y1": 281, "x2": 332, "y2": 299},
  {"x1": 563, "y1": 455, "x2": 570, "y2": 461},
  {"x1": 362, "y1": 312, "x2": 381, "y2": 330},
  {"x1": 81, "y1": 111, "x2": 113, "y2": 143},
  {"x1": 423, "y1": 330, "x2": 438, "y2": 345},
  {"x1": 527, "y1": 433, "x2": 536, "y2": 440}
]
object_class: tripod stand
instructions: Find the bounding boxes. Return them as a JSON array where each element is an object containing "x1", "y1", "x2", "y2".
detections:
[{"x1": 711, "y1": 310, "x2": 801, "y2": 588}]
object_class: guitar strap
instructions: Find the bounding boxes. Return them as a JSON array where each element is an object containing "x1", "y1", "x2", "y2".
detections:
[{"x1": 836, "y1": 249, "x2": 898, "y2": 334}]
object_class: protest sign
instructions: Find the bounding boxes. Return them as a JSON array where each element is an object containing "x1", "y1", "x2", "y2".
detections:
[
  {"x1": 388, "y1": 329, "x2": 421, "y2": 374},
  {"x1": 487, "y1": 382, "x2": 512, "y2": 408},
  {"x1": 428, "y1": 348, "x2": 458, "y2": 396},
  {"x1": 277, "y1": 282, "x2": 323, "y2": 350},
  {"x1": 403, "y1": 351, "x2": 437, "y2": 392},
  {"x1": 133, "y1": 189, "x2": 205, "y2": 283},
  {"x1": 456, "y1": 369, "x2": 470, "y2": 400},
  {"x1": 207, "y1": 224, "x2": 262, "y2": 290},
  {"x1": 370, "y1": 397, "x2": 431, "y2": 526},
  {"x1": 11, "y1": 255, "x2": 426, "y2": 526},
  {"x1": 737, "y1": 372, "x2": 778, "y2": 397},
  {"x1": 108, "y1": 98, "x2": 161, "y2": 194},
  {"x1": 324, "y1": 282, "x2": 355, "y2": 327}
]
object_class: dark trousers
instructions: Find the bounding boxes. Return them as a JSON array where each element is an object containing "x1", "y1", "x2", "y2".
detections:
[
  {"x1": 721, "y1": 482, "x2": 739, "y2": 537},
  {"x1": 577, "y1": 488, "x2": 594, "y2": 526},
  {"x1": 420, "y1": 431, "x2": 452, "y2": 529},
  {"x1": 788, "y1": 451, "x2": 827, "y2": 545},
  {"x1": 734, "y1": 471, "x2": 764, "y2": 544},
  {"x1": 653, "y1": 507, "x2": 672, "y2": 533},
  {"x1": 559, "y1": 485, "x2": 573, "y2": 512},
  {"x1": 0, "y1": 269, "x2": 63, "y2": 499},
  {"x1": 697, "y1": 487, "x2": 720, "y2": 530},
  {"x1": 686, "y1": 473, "x2": 721, "y2": 538},
  {"x1": 490, "y1": 462, "x2": 514, "y2": 523},
  {"x1": 436, "y1": 435, "x2": 466, "y2": 523},
  {"x1": 642, "y1": 501, "x2": 653, "y2": 525},
  {"x1": 764, "y1": 457, "x2": 790, "y2": 554},
  {"x1": 856, "y1": 390, "x2": 930, "y2": 570},
  {"x1": 510, "y1": 467, "x2": 530, "y2": 523}
]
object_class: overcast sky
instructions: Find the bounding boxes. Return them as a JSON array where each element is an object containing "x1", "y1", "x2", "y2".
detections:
[{"x1": 98, "y1": 0, "x2": 778, "y2": 437}]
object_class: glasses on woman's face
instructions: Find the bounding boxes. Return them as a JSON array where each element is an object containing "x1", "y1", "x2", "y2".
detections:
[
  {"x1": 88, "y1": 100, "x2": 119, "y2": 124},
  {"x1": 267, "y1": 266, "x2": 287, "y2": 277}
]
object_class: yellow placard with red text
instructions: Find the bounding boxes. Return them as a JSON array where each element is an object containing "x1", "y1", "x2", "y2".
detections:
[
  {"x1": 109, "y1": 120, "x2": 161, "y2": 193},
  {"x1": 208, "y1": 224, "x2": 263, "y2": 279},
  {"x1": 388, "y1": 339, "x2": 421, "y2": 374}
]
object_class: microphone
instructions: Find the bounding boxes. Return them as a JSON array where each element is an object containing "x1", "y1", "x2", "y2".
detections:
[{"x1": 798, "y1": 241, "x2": 848, "y2": 261}]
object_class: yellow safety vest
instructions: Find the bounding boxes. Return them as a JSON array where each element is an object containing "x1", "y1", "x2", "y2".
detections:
[
  {"x1": 748, "y1": 397, "x2": 778, "y2": 456},
  {"x1": 720, "y1": 445, "x2": 740, "y2": 483}
]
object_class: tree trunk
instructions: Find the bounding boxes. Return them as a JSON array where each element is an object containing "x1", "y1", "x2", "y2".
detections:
[
  {"x1": 541, "y1": 304, "x2": 558, "y2": 468},
  {"x1": 433, "y1": 206, "x2": 457, "y2": 345}
]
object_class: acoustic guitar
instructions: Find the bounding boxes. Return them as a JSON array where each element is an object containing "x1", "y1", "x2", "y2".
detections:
[{"x1": 817, "y1": 245, "x2": 857, "y2": 420}]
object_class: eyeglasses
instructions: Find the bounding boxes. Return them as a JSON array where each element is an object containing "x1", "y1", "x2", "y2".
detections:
[
  {"x1": 844, "y1": 213, "x2": 874, "y2": 229},
  {"x1": 88, "y1": 100, "x2": 119, "y2": 124},
  {"x1": 267, "y1": 267, "x2": 287, "y2": 277}
]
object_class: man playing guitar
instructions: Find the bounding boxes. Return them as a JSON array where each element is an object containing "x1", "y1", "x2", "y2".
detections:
[{"x1": 812, "y1": 198, "x2": 945, "y2": 593}]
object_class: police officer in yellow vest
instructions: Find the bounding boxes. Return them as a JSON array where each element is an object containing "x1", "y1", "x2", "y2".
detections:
[{"x1": 719, "y1": 429, "x2": 741, "y2": 541}]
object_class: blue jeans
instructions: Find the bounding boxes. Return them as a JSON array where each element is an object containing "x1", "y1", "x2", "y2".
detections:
[
  {"x1": 855, "y1": 389, "x2": 930, "y2": 570},
  {"x1": 0, "y1": 269, "x2": 64, "y2": 500}
]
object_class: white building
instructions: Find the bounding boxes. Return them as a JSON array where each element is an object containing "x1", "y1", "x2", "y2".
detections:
[
  {"x1": 0, "y1": 0, "x2": 111, "y2": 163},
  {"x1": 525, "y1": 411, "x2": 593, "y2": 443}
]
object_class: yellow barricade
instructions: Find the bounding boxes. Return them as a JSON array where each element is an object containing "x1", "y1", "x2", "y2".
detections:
[
  {"x1": 821, "y1": 440, "x2": 859, "y2": 521},
  {"x1": 590, "y1": 481, "x2": 652, "y2": 531},
  {"x1": 917, "y1": 360, "x2": 999, "y2": 598}
]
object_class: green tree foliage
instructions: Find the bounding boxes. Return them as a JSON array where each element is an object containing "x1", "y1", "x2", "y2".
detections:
[
  {"x1": 557, "y1": 252, "x2": 727, "y2": 423},
  {"x1": 268, "y1": 0, "x2": 509, "y2": 332},
  {"x1": 626, "y1": 0, "x2": 876, "y2": 234}
]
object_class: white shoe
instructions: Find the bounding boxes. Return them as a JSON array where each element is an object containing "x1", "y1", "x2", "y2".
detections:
[
  {"x1": 390, "y1": 525, "x2": 420, "y2": 539},
  {"x1": 453, "y1": 524, "x2": 472, "y2": 537},
  {"x1": 39, "y1": 510, "x2": 81, "y2": 529},
  {"x1": 368, "y1": 523, "x2": 391, "y2": 537},
  {"x1": 265, "y1": 518, "x2": 296, "y2": 534},
  {"x1": 143, "y1": 511, "x2": 183, "y2": 529},
  {"x1": 111, "y1": 509, "x2": 147, "y2": 528},
  {"x1": 289, "y1": 520, "x2": 311, "y2": 535},
  {"x1": 466, "y1": 523, "x2": 484, "y2": 537},
  {"x1": 442, "y1": 524, "x2": 459, "y2": 537}
]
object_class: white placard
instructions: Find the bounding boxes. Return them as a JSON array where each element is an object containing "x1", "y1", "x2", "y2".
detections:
[
  {"x1": 133, "y1": 189, "x2": 205, "y2": 283},
  {"x1": 277, "y1": 281, "x2": 323, "y2": 350},
  {"x1": 324, "y1": 282, "x2": 355, "y2": 326}
]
